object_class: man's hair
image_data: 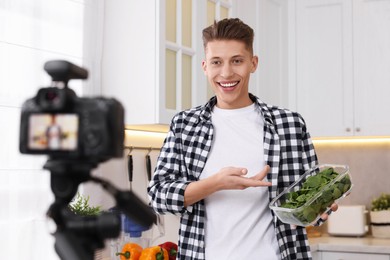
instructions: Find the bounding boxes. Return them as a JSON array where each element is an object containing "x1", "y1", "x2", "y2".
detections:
[{"x1": 202, "y1": 18, "x2": 254, "y2": 54}]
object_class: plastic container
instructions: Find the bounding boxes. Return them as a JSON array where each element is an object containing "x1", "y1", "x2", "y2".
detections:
[{"x1": 269, "y1": 164, "x2": 353, "y2": 226}]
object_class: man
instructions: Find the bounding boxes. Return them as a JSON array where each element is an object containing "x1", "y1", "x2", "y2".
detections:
[{"x1": 148, "y1": 18, "x2": 335, "y2": 259}]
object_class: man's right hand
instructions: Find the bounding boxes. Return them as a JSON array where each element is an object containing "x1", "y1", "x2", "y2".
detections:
[{"x1": 184, "y1": 165, "x2": 271, "y2": 207}]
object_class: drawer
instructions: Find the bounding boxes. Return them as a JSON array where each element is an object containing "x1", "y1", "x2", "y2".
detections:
[{"x1": 321, "y1": 251, "x2": 390, "y2": 260}]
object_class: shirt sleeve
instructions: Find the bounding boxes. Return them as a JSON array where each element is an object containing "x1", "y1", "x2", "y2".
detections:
[
  {"x1": 147, "y1": 117, "x2": 194, "y2": 216},
  {"x1": 298, "y1": 113, "x2": 318, "y2": 171}
]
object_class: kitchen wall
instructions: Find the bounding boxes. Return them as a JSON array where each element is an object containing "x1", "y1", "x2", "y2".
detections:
[
  {"x1": 0, "y1": 1, "x2": 104, "y2": 259},
  {"x1": 314, "y1": 140, "x2": 390, "y2": 209},
  {"x1": 310, "y1": 140, "x2": 390, "y2": 235}
]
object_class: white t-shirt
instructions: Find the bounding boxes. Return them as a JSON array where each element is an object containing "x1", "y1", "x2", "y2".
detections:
[{"x1": 200, "y1": 103, "x2": 281, "y2": 260}]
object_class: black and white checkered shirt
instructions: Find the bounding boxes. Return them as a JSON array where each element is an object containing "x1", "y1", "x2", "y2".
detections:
[{"x1": 148, "y1": 94, "x2": 318, "y2": 260}]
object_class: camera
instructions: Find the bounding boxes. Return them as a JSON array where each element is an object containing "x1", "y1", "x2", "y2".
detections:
[
  {"x1": 18, "y1": 60, "x2": 156, "y2": 260},
  {"x1": 19, "y1": 60, "x2": 124, "y2": 163}
]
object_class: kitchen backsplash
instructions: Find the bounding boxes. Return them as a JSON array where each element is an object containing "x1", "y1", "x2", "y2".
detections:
[{"x1": 314, "y1": 140, "x2": 390, "y2": 209}]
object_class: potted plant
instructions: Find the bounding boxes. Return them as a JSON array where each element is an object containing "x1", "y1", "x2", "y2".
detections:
[{"x1": 370, "y1": 193, "x2": 390, "y2": 238}]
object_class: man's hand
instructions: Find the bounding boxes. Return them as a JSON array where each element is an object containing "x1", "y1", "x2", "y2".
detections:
[
  {"x1": 184, "y1": 165, "x2": 271, "y2": 207},
  {"x1": 214, "y1": 165, "x2": 272, "y2": 190},
  {"x1": 320, "y1": 203, "x2": 339, "y2": 221}
]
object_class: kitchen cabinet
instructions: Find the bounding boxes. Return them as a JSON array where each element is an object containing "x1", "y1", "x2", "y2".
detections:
[
  {"x1": 291, "y1": 0, "x2": 390, "y2": 137},
  {"x1": 246, "y1": 0, "x2": 290, "y2": 109},
  {"x1": 100, "y1": 1, "x2": 172, "y2": 127},
  {"x1": 314, "y1": 251, "x2": 390, "y2": 260},
  {"x1": 311, "y1": 251, "x2": 321, "y2": 260},
  {"x1": 310, "y1": 236, "x2": 390, "y2": 260},
  {"x1": 351, "y1": 0, "x2": 390, "y2": 137},
  {"x1": 100, "y1": 1, "x2": 199, "y2": 127}
]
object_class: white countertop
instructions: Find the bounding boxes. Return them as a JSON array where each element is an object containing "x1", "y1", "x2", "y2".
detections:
[{"x1": 309, "y1": 235, "x2": 390, "y2": 254}]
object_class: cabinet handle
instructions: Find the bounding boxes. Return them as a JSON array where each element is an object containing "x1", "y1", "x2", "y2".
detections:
[
  {"x1": 355, "y1": 127, "x2": 361, "y2": 132},
  {"x1": 345, "y1": 127, "x2": 351, "y2": 132}
]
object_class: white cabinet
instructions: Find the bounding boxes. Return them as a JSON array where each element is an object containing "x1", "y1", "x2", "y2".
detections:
[
  {"x1": 257, "y1": 0, "x2": 289, "y2": 108},
  {"x1": 100, "y1": 1, "x2": 200, "y2": 128},
  {"x1": 294, "y1": 0, "x2": 354, "y2": 137},
  {"x1": 311, "y1": 251, "x2": 321, "y2": 260},
  {"x1": 352, "y1": 0, "x2": 390, "y2": 136},
  {"x1": 236, "y1": 0, "x2": 290, "y2": 109},
  {"x1": 100, "y1": 1, "x2": 171, "y2": 127},
  {"x1": 291, "y1": 0, "x2": 390, "y2": 137},
  {"x1": 320, "y1": 251, "x2": 390, "y2": 260}
]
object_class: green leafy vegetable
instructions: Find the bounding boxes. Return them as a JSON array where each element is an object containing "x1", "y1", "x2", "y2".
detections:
[
  {"x1": 68, "y1": 192, "x2": 102, "y2": 216},
  {"x1": 280, "y1": 167, "x2": 351, "y2": 224}
]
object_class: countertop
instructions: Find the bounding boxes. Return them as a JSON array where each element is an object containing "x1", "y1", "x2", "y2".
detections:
[{"x1": 309, "y1": 235, "x2": 390, "y2": 254}]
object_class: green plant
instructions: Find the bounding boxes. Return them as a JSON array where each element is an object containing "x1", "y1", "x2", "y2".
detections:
[
  {"x1": 371, "y1": 193, "x2": 390, "y2": 211},
  {"x1": 68, "y1": 192, "x2": 102, "y2": 216}
]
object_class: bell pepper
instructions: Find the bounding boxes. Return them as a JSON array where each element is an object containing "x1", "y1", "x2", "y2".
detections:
[
  {"x1": 139, "y1": 246, "x2": 169, "y2": 260},
  {"x1": 116, "y1": 243, "x2": 143, "y2": 260},
  {"x1": 158, "y1": 242, "x2": 177, "y2": 260}
]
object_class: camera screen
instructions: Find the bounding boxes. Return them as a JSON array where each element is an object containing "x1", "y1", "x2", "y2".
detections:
[{"x1": 28, "y1": 114, "x2": 79, "y2": 151}]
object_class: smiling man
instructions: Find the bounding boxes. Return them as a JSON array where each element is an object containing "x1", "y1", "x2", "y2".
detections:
[{"x1": 148, "y1": 18, "x2": 333, "y2": 260}]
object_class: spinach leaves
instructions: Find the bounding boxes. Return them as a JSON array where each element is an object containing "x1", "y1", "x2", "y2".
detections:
[{"x1": 280, "y1": 167, "x2": 352, "y2": 224}]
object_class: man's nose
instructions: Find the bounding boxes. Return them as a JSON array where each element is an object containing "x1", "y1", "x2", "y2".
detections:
[{"x1": 220, "y1": 63, "x2": 234, "y2": 78}]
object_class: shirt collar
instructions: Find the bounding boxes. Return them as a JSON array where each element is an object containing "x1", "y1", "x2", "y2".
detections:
[{"x1": 198, "y1": 93, "x2": 275, "y2": 126}]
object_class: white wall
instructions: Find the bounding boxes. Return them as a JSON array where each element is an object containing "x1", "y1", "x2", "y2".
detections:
[{"x1": 0, "y1": 0, "x2": 104, "y2": 259}]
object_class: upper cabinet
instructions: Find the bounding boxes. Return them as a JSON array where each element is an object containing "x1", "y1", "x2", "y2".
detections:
[
  {"x1": 291, "y1": 0, "x2": 390, "y2": 137},
  {"x1": 352, "y1": 0, "x2": 390, "y2": 137},
  {"x1": 100, "y1": 1, "x2": 161, "y2": 127},
  {"x1": 243, "y1": 0, "x2": 390, "y2": 138},
  {"x1": 236, "y1": 0, "x2": 290, "y2": 109},
  {"x1": 100, "y1": 0, "x2": 235, "y2": 128}
]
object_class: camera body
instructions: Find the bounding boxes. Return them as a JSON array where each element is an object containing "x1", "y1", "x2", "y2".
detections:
[{"x1": 19, "y1": 60, "x2": 124, "y2": 163}]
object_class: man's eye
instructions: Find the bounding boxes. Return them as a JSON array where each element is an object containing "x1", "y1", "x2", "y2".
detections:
[
  {"x1": 211, "y1": 60, "x2": 221, "y2": 65},
  {"x1": 232, "y1": 59, "x2": 243, "y2": 64}
]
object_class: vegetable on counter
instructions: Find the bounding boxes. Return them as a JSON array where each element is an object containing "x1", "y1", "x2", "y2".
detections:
[
  {"x1": 280, "y1": 167, "x2": 352, "y2": 223},
  {"x1": 116, "y1": 243, "x2": 143, "y2": 260},
  {"x1": 158, "y1": 242, "x2": 177, "y2": 260},
  {"x1": 139, "y1": 246, "x2": 169, "y2": 260}
]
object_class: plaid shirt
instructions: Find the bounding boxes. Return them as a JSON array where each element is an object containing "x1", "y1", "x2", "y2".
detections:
[{"x1": 148, "y1": 94, "x2": 318, "y2": 260}]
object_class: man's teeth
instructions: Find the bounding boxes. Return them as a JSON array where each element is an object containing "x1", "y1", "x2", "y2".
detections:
[{"x1": 220, "y1": 82, "x2": 238, "y2": 88}]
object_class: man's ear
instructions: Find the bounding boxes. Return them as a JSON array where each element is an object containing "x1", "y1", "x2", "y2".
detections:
[
  {"x1": 201, "y1": 60, "x2": 207, "y2": 75},
  {"x1": 251, "y1": 55, "x2": 259, "y2": 73}
]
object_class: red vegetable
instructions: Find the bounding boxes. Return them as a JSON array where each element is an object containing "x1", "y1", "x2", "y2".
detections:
[{"x1": 158, "y1": 242, "x2": 177, "y2": 260}]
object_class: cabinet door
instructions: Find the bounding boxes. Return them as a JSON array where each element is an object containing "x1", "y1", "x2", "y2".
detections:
[
  {"x1": 101, "y1": 1, "x2": 159, "y2": 126},
  {"x1": 311, "y1": 251, "x2": 321, "y2": 260},
  {"x1": 321, "y1": 251, "x2": 390, "y2": 260},
  {"x1": 243, "y1": 0, "x2": 289, "y2": 108},
  {"x1": 295, "y1": 0, "x2": 354, "y2": 137},
  {"x1": 353, "y1": 0, "x2": 390, "y2": 136}
]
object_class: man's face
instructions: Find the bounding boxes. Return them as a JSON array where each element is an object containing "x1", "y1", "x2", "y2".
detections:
[{"x1": 202, "y1": 40, "x2": 258, "y2": 109}]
